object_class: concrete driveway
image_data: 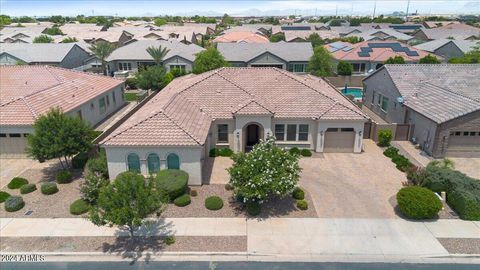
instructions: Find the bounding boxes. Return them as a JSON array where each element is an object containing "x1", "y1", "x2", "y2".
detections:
[
  {"x1": 449, "y1": 158, "x2": 480, "y2": 179},
  {"x1": 300, "y1": 140, "x2": 406, "y2": 218},
  {"x1": 0, "y1": 158, "x2": 59, "y2": 188}
]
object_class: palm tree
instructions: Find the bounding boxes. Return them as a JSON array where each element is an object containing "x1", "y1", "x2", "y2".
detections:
[
  {"x1": 89, "y1": 41, "x2": 116, "y2": 76},
  {"x1": 146, "y1": 45, "x2": 170, "y2": 66}
]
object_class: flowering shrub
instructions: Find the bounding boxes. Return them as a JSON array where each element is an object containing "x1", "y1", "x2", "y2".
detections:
[{"x1": 228, "y1": 136, "x2": 301, "y2": 204}]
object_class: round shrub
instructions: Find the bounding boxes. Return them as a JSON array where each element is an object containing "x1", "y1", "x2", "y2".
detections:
[
  {"x1": 8, "y1": 177, "x2": 28, "y2": 189},
  {"x1": 383, "y1": 147, "x2": 399, "y2": 158},
  {"x1": 297, "y1": 200, "x2": 308, "y2": 210},
  {"x1": 246, "y1": 202, "x2": 261, "y2": 216},
  {"x1": 378, "y1": 129, "x2": 393, "y2": 147},
  {"x1": 218, "y1": 148, "x2": 234, "y2": 157},
  {"x1": 41, "y1": 182, "x2": 59, "y2": 195},
  {"x1": 56, "y1": 170, "x2": 73, "y2": 184},
  {"x1": 0, "y1": 191, "x2": 11, "y2": 203},
  {"x1": 174, "y1": 194, "x2": 191, "y2": 207},
  {"x1": 72, "y1": 152, "x2": 89, "y2": 169},
  {"x1": 155, "y1": 169, "x2": 189, "y2": 201},
  {"x1": 20, "y1": 183, "x2": 37, "y2": 194},
  {"x1": 69, "y1": 199, "x2": 90, "y2": 215},
  {"x1": 396, "y1": 186, "x2": 442, "y2": 219},
  {"x1": 205, "y1": 196, "x2": 223, "y2": 211},
  {"x1": 4, "y1": 196, "x2": 25, "y2": 212},
  {"x1": 289, "y1": 147, "x2": 300, "y2": 155},
  {"x1": 209, "y1": 148, "x2": 219, "y2": 157},
  {"x1": 300, "y1": 149, "x2": 312, "y2": 157},
  {"x1": 190, "y1": 189, "x2": 198, "y2": 197},
  {"x1": 165, "y1": 236, "x2": 175, "y2": 245},
  {"x1": 225, "y1": 183, "x2": 234, "y2": 191},
  {"x1": 292, "y1": 187, "x2": 305, "y2": 200}
]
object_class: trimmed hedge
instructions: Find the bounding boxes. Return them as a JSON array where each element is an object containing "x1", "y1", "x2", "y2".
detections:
[
  {"x1": 72, "y1": 152, "x2": 89, "y2": 169},
  {"x1": 173, "y1": 194, "x2": 191, "y2": 207},
  {"x1": 383, "y1": 146, "x2": 413, "y2": 172},
  {"x1": 205, "y1": 196, "x2": 223, "y2": 211},
  {"x1": 0, "y1": 191, "x2": 11, "y2": 203},
  {"x1": 155, "y1": 169, "x2": 189, "y2": 201},
  {"x1": 41, "y1": 182, "x2": 59, "y2": 195},
  {"x1": 300, "y1": 149, "x2": 312, "y2": 157},
  {"x1": 289, "y1": 147, "x2": 300, "y2": 155},
  {"x1": 8, "y1": 177, "x2": 28, "y2": 189},
  {"x1": 209, "y1": 148, "x2": 233, "y2": 157},
  {"x1": 69, "y1": 199, "x2": 90, "y2": 215},
  {"x1": 20, "y1": 183, "x2": 37, "y2": 194},
  {"x1": 448, "y1": 190, "x2": 480, "y2": 221},
  {"x1": 246, "y1": 202, "x2": 261, "y2": 216},
  {"x1": 292, "y1": 187, "x2": 305, "y2": 200},
  {"x1": 296, "y1": 200, "x2": 308, "y2": 210},
  {"x1": 383, "y1": 147, "x2": 399, "y2": 158},
  {"x1": 396, "y1": 186, "x2": 442, "y2": 219},
  {"x1": 56, "y1": 170, "x2": 73, "y2": 184},
  {"x1": 4, "y1": 196, "x2": 25, "y2": 212}
]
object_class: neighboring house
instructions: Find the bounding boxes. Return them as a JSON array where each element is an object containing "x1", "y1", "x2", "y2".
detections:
[
  {"x1": 422, "y1": 21, "x2": 460, "y2": 29},
  {"x1": 0, "y1": 26, "x2": 49, "y2": 43},
  {"x1": 345, "y1": 28, "x2": 414, "y2": 42},
  {"x1": 326, "y1": 41, "x2": 431, "y2": 74},
  {"x1": 363, "y1": 64, "x2": 480, "y2": 158},
  {"x1": 413, "y1": 24, "x2": 480, "y2": 41},
  {"x1": 414, "y1": 39, "x2": 479, "y2": 60},
  {"x1": 106, "y1": 40, "x2": 205, "y2": 76},
  {"x1": 284, "y1": 30, "x2": 340, "y2": 42},
  {"x1": 217, "y1": 42, "x2": 313, "y2": 72},
  {"x1": 0, "y1": 65, "x2": 125, "y2": 158},
  {"x1": 213, "y1": 31, "x2": 270, "y2": 43},
  {"x1": 100, "y1": 67, "x2": 368, "y2": 184},
  {"x1": 0, "y1": 43, "x2": 91, "y2": 69}
]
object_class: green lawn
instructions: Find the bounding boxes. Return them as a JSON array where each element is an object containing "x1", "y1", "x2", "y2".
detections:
[{"x1": 123, "y1": 92, "x2": 138, "y2": 102}]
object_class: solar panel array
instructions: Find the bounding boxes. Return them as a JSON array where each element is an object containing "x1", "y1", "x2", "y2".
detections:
[
  {"x1": 328, "y1": 42, "x2": 353, "y2": 52},
  {"x1": 281, "y1": 26, "x2": 312, "y2": 31},
  {"x1": 389, "y1": 24, "x2": 422, "y2": 30},
  {"x1": 357, "y1": 43, "x2": 419, "y2": 57}
]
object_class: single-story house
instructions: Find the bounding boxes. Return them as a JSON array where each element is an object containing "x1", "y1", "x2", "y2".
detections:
[
  {"x1": 213, "y1": 31, "x2": 270, "y2": 43},
  {"x1": 414, "y1": 39, "x2": 480, "y2": 60},
  {"x1": 0, "y1": 43, "x2": 91, "y2": 69},
  {"x1": 326, "y1": 40, "x2": 431, "y2": 75},
  {"x1": 217, "y1": 42, "x2": 313, "y2": 73},
  {"x1": 363, "y1": 64, "x2": 480, "y2": 158},
  {"x1": 412, "y1": 24, "x2": 480, "y2": 41},
  {"x1": 345, "y1": 28, "x2": 414, "y2": 42},
  {"x1": 106, "y1": 40, "x2": 205, "y2": 76},
  {"x1": 422, "y1": 21, "x2": 460, "y2": 29},
  {"x1": 0, "y1": 65, "x2": 125, "y2": 158},
  {"x1": 0, "y1": 25, "x2": 48, "y2": 43},
  {"x1": 100, "y1": 67, "x2": 368, "y2": 184}
]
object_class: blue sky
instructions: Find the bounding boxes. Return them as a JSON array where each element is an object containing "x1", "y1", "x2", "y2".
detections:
[{"x1": 1, "y1": 1, "x2": 479, "y2": 17}]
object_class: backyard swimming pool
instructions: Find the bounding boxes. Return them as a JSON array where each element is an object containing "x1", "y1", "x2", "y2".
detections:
[{"x1": 339, "y1": 87, "x2": 363, "y2": 101}]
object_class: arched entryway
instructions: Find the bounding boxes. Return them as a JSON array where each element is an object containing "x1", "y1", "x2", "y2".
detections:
[{"x1": 244, "y1": 123, "x2": 263, "y2": 152}]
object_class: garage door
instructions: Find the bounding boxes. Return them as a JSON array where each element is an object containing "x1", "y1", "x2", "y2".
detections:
[
  {"x1": 446, "y1": 131, "x2": 480, "y2": 157},
  {"x1": 324, "y1": 128, "x2": 355, "y2": 153},
  {"x1": 0, "y1": 134, "x2": 28, "y2": 158}
]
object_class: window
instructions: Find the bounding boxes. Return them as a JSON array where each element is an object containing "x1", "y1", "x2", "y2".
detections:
[
  {"x1": 377, "y1": 94, "x2": 382, "y2": 105},
  {"x1": 275, "y1": 124, "x2": 285, "y2": 141},
  {"x1": 381, "y1": 96, "x2": 389, "y2": 111},
  {"x1": 170, "y1": 65, "x2": 186, "y2": 71},
  {"x1": 341, "y1": 128, "x2": 354, "y2": 132},
  {"x1": 288, "y1": 63, "x2": 307, "y2": 73},
  {"x1": 99, "y1": 97, "x2": 106, "y2": 114},
  {"x1": 371, "y1": 91, "x2": 375, "y2": 104},
  {"x1": 9, "y1": 133, "x2": 21, "y2": 137},
  {"x1": 326, "y1": 128, "x2": 338, "y2": 132},
  {"x1": 352, "y1": 63, "x2": 366, "y2": 73},
  {"x1": 455, "y1": 131, "x2": 461, "y2": 136},
  {"x1": 118, "y1": 62, "x2": 132, "y2": 71},
  {"x1": 287, "y1": 124, "x2": 297, "y2": 141},
  {"x1": 147, "y1": 153, "x2": 160, "y2": 174},
  {"x1": 106, "y1": 95, "x2": 110, "y2": 107},
  {"x1": 167, "y1": 153, "x2": 180, "y2": 169},
  {"x1": 127, "y1": 153, "x2": 140, "y2": 173},
  {"x1": 112, "y1": 91, "x2": 116, "y2": 105},
  {"x1": 0, "y1": 133, "x2": 6, "y2": 137},
  {"x1": 76, "y1": 110, "x2": 82, "y2": 120},
  {"x1": 469, "y1": 132, "x2": 476, "y2": 136},
  {"x1": 217, "y1": 124, "x2": 228, "y2": 143},
  {"x1": 463, "y1": 132, "x2": 469, "y2": 136},
  {"x1": 90, "y1": 103, "x2": 94, "y2": 110},
  {"x1": 298, "y1": 124, "x2": 309, "y2": 141}
]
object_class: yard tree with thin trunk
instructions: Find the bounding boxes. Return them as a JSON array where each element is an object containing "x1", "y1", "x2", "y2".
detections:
[
  {"x1": 192, "y1": 47, "x2": 230, "y2": 74},
  {"x1": 228, "y1": 136, "x2": 302, "y2": 204},
  {"x1": 89, "y1": 41, "x2": 116, "y2": 75},
  {"x1": 88, "y1": 172, "x2": 167, "y2": 238},
  {"x1": 146, "y1": 45, "x2": 170, "y2": 66},
  {"x1": 26, "y1": 108, "x2": 96, "y2": 169},
  {"x1": 135, "y1": 65, "x2": 173, "y2": 91},
  {"x1": 419, "y1": 54, "x2": 441, "y2": 64},
  {"x1": 308, "y1": 45, "x2": 334, "y2": 77},
  {"x1": 306, "y1": 32, "x2": 325, "y2": 48},
  {"x1": 337, "y1": 60, "x2": 353, "y2": 76},
  {"x1": 384, "y1": 56, "x2": 405, "y2": 64}
]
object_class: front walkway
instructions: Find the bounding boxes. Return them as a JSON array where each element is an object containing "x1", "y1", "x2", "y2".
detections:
[{"x1": 202, "y1": 157, "x2": 232, "y2": 184}]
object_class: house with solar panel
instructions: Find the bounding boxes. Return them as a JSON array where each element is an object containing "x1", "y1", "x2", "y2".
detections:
[{"x1": 325, "y1": 40, "x2": 431, "y2": 75}]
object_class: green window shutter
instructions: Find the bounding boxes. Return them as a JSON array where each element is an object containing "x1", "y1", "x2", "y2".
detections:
[
  {"x1": 167, "y1": 153, "x2": 180, "y2": 169},
  {"x1": 127, "y1": 153, "x2": 141, "y2": 173},
  {"x1": 147, "y1": 153, "x2": 160, "y2": 174}
]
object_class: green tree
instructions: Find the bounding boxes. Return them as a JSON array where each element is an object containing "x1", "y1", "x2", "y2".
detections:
[
  {"x1": 385, "y1": 56, "x2": 406, "y2": 64},
  {"x1": 221, "y1": 13, "x2": 234, "y2": 25},
  {"x1": 146, "y1": 45, "x2": 170, "y2": 65},
  {"x1": 328, "y1": 19, "x2": 343, "y2": 26},
  {"x1": 88, "y1": 172, "x2": 167, "y2": 238},
  {"x1": 419, "y1": 54, "x2": 441, "y2": 64},
  {"x1": 44, "y1": 27, "x2": 64, "y2": 35},
  {"x1": 307, "y1": 46, "x2": 334, "y2": 77},
  {"x1": 89, "y1": 41, "x2": 116, "y2": 75},
  {"x1": 135, "y1": 66, "x2": 173, "y2": 90},
  {"x1": 61, "y1": 37, "x2": 78, "y2": 43},
  {"x1": 269, "y1": 32, "x2": 285, "y2": 42},
  {"x1": 33, "y1": 35, "x2": 54, "y2": 43},
  {"x1": 448, "y1": 47, "x2": 480, "y2": 63},
  {"x1": 306, "y1": 33, "x2": 325, "y2": 47},
  {"x1": 192, "y1": 47, "x2": 230, "y2": 74},
  {"x1": 337, "y1": 61, "x2": 353, "y2": 76},
  {"x1": 0, "y1": 15, "x2": 12, "y2": 27},
  {"x1": 228, "y1": 136, "x2": 301, "y2": 204},
  {"x1": 49, "y1": 15, "x2": 66, "y2": 24},
  {"x1": 26, "y1": 108, "x2": 95, "y2": 169},
  {"x1": 154, "y1": 18, "x2": 167, "y2": 26}
]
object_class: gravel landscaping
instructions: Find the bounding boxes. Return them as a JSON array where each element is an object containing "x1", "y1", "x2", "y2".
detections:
[
  {"x1": 437, "y1": 238, "x2": 480, "y2": 254},
  {"x1": 161, "y1": 184, "x2": 317, "y2": 218},
  {"x1": 0, "y1": 236, "x2": 247, "y2": 253}
]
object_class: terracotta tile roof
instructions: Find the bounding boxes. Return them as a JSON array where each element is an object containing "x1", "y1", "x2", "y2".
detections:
[
  {"x1": 0, "y1": 66, "x2": 123, "y2": 126},
  {"x1": 213, "y1": 32, "x2": 269, "y2": 43},
  {"x1": 101, "y1": 68, "x2": 367, "y2": 147}
]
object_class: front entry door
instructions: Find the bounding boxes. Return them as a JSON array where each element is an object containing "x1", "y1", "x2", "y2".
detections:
[{"x1": 245, "y1": 124, "x2": 260, "y2": 152}]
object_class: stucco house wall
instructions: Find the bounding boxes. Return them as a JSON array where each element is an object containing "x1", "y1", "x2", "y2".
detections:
[
  {"x1": 108, "y1": 57, "x2": 194, "y2": 75},
  {"x1": 432, "y1": 42, "x2": 465, "y2": 60},
  {"x1": 0, "y1": 53, "x2": 22, "y2": 65},
  {"x1": 405, "y1": 109, "x2": 438, "y2": 155},
  {"x1": 248, "y1": 52, "x2": 287, "y2": 68},
  {"x1": 59, "y1": 45, "x2": 91, "y2": 69}
]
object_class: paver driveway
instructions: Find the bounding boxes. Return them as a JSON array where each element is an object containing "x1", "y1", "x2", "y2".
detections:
[{"x1": 300, "y1": 140, "x2": 406, "y2": 218}]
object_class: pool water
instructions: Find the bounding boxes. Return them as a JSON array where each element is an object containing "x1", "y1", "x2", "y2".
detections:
[{"x1": 341, "y1": 88, "x2": 363, "y2": 100}]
